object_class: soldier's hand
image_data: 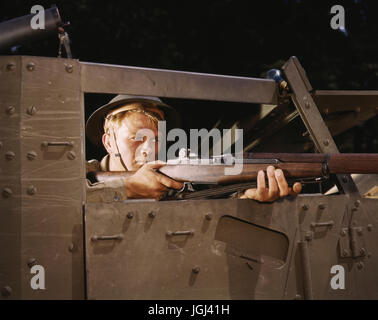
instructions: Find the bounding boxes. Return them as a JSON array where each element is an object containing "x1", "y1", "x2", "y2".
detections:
[
  {"x1": 125, "y1": 160, "x2": 184, "y2": 200},
  {"x1": 239, "y1": 166, "x2": 302, "y2": 202}
]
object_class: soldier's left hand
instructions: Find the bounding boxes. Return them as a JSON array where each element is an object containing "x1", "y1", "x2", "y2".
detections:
[{"x1": 239, "y1": 166, "x2": 302, "y2": 202}]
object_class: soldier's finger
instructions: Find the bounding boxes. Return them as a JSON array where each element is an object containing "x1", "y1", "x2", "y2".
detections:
[
  {"x1": 257, "y1": 170, "x2": 266, "y2": 189},
  {"x1": 256, "y1": 170, "x2": 267, "y2": 199},
  {"x1": 275, "y1": 169, "x2": 289, "y2": 197},
  {"x1": 289, "y1": 182, "x2": 302, "y2": 196},
  {"x1": 155, "y1": 172, "x2": 184, "y2": 189},
  {"x1": 267, "y1": 166, "x2": 279, "y2": 197}
]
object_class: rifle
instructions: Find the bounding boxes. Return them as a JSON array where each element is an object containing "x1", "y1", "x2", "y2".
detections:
[{"x1": 88, "y1": 153, "x2": 378, "y2": 199}]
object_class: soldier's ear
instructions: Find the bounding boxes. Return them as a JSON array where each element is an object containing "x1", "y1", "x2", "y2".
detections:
[{"x1": 102, "y1": 133, "x2": 113, "y2": 154}]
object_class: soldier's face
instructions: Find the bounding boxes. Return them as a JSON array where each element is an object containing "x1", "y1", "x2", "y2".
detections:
[{"x1": 113, "y1": 112, "x2": 159, "y2": 171}]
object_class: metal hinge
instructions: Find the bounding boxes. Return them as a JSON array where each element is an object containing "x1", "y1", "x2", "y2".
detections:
[{"x1": 338, "y1": 226, "x2": 367, "y2": 258}]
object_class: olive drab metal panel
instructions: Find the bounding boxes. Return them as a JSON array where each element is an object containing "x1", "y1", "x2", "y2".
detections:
[
  {"x1": 85, "y1": 196, "x2": 378, "y2": 300},
  {"x1": 85, "y1": 199, "x2": 296, "y2": 300},
  {"x1": 80, "y1": 62, "x2": 279, "y2": 104},
  {"x1": 0, "y1": 56, "x2": 85, "y2": 299}
]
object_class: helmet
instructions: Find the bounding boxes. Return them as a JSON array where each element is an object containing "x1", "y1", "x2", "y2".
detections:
[{"x1": 86, "y1": 94, "x2": 181, "y2": 147}]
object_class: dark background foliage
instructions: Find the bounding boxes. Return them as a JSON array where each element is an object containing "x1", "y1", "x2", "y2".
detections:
[{"x1": 1, "y1": 0, "x2": 377, "y2": 156}]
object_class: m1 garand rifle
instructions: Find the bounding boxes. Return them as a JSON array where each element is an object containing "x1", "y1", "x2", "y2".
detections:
[{"x1": 89, "y1": 153, "x2": 378, "y2": 200}]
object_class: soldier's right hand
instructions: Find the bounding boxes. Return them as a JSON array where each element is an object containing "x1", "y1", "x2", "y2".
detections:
[{"x1": 125, "y1": 161, "x2": 184, "y2": 200}]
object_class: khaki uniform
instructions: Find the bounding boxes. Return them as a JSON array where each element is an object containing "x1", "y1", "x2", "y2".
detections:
[{"x1": 86, "y1": 154, "x2": 128, "y2": 202}]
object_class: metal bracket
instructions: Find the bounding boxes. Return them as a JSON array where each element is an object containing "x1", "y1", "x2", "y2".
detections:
[
  {"x1": 339, "y1": 226, "x2": 367, "y2": 258},
  {"x1": 282, "y1": 56, "x2": 358, "y2": 195}
]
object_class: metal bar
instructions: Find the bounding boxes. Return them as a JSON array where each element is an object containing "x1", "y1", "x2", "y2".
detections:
[
  {"x1": 166, "y1": 230, "x2": 194, "y2": 236},
  {"x1": 282, "y1": 56, "x2": 358, "y2": 195},
  {"x1": 299, "y1": 241, "x2": 313, "y2": 300},
  {"x1": 80, "y1": 62, "x2": 278, "y2": 104},
  {"x1": 349, "y1": 227, "x2": 359, "y2": 258},
  {"x1": 41, "y1": 141, "x2": 74, "y2": 147},
  {"x1": 314, "y1": 90, "x2": 378, "y2": 112},
  {"x1": 310, "y1": 221, "x2": 334, "y2": 228},
  {"x1": 91, "y1": 234, "x2": 124, "y2": 241}
]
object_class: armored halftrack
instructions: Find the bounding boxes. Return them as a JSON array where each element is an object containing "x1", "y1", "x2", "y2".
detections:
[{"x1": 0, "y1": 54, "x2": 377, "y2": 299}]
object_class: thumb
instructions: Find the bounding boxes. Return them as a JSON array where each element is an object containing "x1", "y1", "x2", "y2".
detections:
[{"x1": 240, "y1": 188, "x2": 257, "y2": 199}]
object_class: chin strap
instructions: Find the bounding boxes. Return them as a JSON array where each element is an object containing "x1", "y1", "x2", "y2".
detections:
[{"x1": 108, "y1": 127, "x2": 128, "y2": 171}]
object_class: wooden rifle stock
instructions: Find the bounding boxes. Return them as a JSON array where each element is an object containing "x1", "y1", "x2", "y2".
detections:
[{"x1": 89, "y1": 153, "x2": 378, "y2": 185}]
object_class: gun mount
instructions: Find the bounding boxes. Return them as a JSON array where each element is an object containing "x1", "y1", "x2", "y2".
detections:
[{"x1": 0, "y1": 55, "x2": 377, "y2": 299}]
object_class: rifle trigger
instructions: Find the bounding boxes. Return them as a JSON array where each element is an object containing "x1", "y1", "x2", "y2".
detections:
[{"x1": 180, "y1": 182, "x2": 195, "y2": 193}]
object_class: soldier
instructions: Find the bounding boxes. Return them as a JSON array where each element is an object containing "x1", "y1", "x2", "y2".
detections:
[{"x1": 86, "y1": 95, "x2": 302, "y2": 202}]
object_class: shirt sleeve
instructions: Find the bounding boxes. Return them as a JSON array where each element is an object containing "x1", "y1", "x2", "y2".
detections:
[{"x1": 86, "y1": 177, "x2": 128, "y2": 203}]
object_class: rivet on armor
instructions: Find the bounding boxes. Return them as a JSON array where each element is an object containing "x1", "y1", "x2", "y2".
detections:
[
  {"x1": 5, "y1": 151, "x2": 15, "y2": 160},
  {"x1": 27, "y1": 106, "x2": 37, "y2": 116},
  {"x1": 305, "y1": 231, "x2": 313, "y2": 241},
  {"x1": 65, "y1": 64, "x2": 73, "y2": 73},
  {"x1": 340, "y1": 230, "x2": 346, "y2": 237},
  {"x1": 357, "y1": 262, "x2": 364, "y2": 270},
  {"x1": 318, "y1": 203, "x2": 326, "y2": 210},
  {"x1": 302, "y1": 204, "x2": 309, "y2": 211},
  {"x1": 6, "y1": 106, "x2": 15, "y2": 115},
  {"x1": 1, "y1": 286, "x2": 12, "y2": 297},
  {"x1": 354, "y1": 200, "x2": 361, "y2": 208},
  {"x1": 148, "y1": 211, "x2": 156, "y2": 218},
  {"x1": 27, "y1": 185, "x2": 37, "y2": 196},
  {"x1": 2, "y1": 188, "x2": 13, "y2": 198},
  {"x1": 205, "y1": 213, "x2": 213, "y2": 220},
  {"x1": 6, "y1": 62, "x2": 15, "y2": 71},
  {"x1": 67, "y1": 151, "x2": 76, "y2": 160},
  {"x1": 342, "y1": 249, "x2": 349, "y2": 257},
  {"x1": 305, "y1": 101, "x2": 310, "y2": 109},
  {"x1": 68, "y1": 243, "x2": 76, "y2": 253},
  {"x1": 192, "y1": 266, "x2": 200, "y2": 274},
  {"x1": 26, "y1": 62, "x2": 35, "y2": 71},
  {"x1": 27, "y1": 258, "x2": 37, "y2": 268},
  {"x1": 323, "y1": 139, "x2": 329, "y2": 146},
  {"x1": 367, "y1": 224, "x2": 373, "y2": 232},
  {"x1": 360, "y1": 248, "x2": 366, "y2": 256},
  {"x1": 127, "y1": 212, "x2": 134, "y2": 219},
  {"x1": 27, "y1": 151, "x2": 37, "y2": 160}
]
